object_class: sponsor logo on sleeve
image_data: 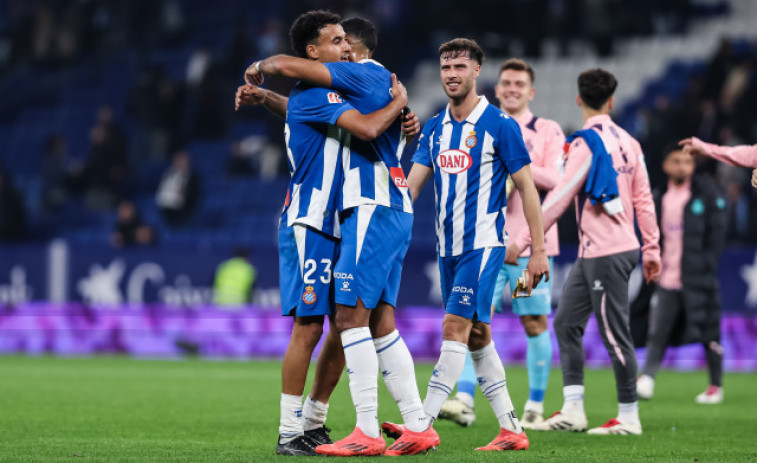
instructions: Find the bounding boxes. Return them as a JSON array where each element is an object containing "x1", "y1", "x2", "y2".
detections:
[
  {"x1": 327, "y1": 92, "x2": 343, "y2": 104},
  {"x1": 390, "y1": 167, "x2": 408, "y2": 188}
]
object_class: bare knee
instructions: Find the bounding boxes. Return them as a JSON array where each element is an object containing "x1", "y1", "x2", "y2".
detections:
[
  {"x1": 442, "y1": 314, "x2": 471, "y2": 344},
  {"x1": 369, "y1": 303, "x2": 396, "y2": 338},
  {"x1": 292, "y1": 318, "x2": 324, "y2": 349},
  {"x1": 520, "y1": 315, "x2": 548, "y2": 337},
  {"x1": 467, "y1": 321, "x2": 491, "y2": 351},
  {"x1": 334, "y1": 301, "x2": 371, "y2": 333}
]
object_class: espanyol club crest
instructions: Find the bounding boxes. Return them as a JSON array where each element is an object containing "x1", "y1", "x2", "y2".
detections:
[
  {"x1": 302, "y1": 285, "x2": 317, "y2": 304},
  {"x1": 436, "y1": 149, "x2": 473, "y2": 175},
  {"x1": 465, "y1": 130, "x2": 477, "y2": 148}
]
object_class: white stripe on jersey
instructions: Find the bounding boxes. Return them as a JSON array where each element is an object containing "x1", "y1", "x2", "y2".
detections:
[
  {"x1": 474, "y1": 131, "x2": 497, "y2": 249},
  {"x1": 342, "y1": 137, "x2": 361, "y2": 208},
  {"x1": 451, "y1": 166, "x2": 467, "y2": 256},
  {"x1": 374, "y1": 162, "x2": 390, "y2": 205},
  {"x1": 304, "y1": 126, "x2": 342, "y2": 230},
  {"x1": 287, "y1": 183, "x2": 302, "y2": 227},
  {"x1": 285, "y1": 123, "x2": 295, "y2": 174},
  {"x1": 356, "y1": 205, "x2": 376, "y2": 263},
  {"x1": 436, "y1": 123, "x2": 454, "y2": 253},
  {"x1": 396, "y1": 133, "x2": 414, "y2": 212},
  {"x1": 294, "y1": 225, "x2": 307, "y2": 277},
  {"x1": 478, "y1": 247, "x2": 493, "y2": 278}
]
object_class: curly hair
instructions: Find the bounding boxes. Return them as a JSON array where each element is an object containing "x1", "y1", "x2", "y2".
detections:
[{"x1": 289, "y1": 10, "x2": 342, "y2": 58}]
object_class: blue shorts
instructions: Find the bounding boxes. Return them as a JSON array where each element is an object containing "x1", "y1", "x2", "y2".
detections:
[
  {"x1": 439, "y1": 247, "x2": 506, "y2": 324},
  {"x1": 278, "y1": 225, "x2": 338, "y2": 317},
  {"x1": 334, "y1": 205, "x2": 412, "y2": 309},
  {"x1": 492, "y1": 256, "x2": 553, "y2": 316}
]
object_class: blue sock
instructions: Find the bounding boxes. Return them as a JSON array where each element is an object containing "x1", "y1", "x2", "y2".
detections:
[
  {"x1": 527, "y1": 331, "x2": 552, "y2": 403},
  {"x1": 456, "y1": 351, "x2": 477, "y2": 399}
]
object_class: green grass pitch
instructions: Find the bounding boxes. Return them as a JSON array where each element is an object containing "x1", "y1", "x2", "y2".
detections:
[{"x1": 0, "y1": 356, "x2": 755, "y2": 462}]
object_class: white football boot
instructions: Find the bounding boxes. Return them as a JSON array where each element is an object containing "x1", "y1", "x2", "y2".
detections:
[
  {"x1": 438, "y1": 397, "x2": 476, "y2": 427},
  {"x1": 695, "y1": 385, "x2": 724, "y2": 404},
  {"x1": 587, "y1": 418, "x2": 642, "y2": 435},
  {"x1": 531, "y1": 410, "x2": 588, "y2": 432}
]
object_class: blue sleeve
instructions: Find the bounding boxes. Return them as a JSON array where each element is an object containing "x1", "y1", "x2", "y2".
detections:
[
  {"x1": 324, "y1": 62, "x2": 379, "y2": 98},
  {"x1": 411, "y1": 119, "x2": 436, "y2": 168},
  {"x1": 498, "y1": 116, "x2": 531, "y2": 174},
  {"x1": 289, "y1": 87, "x2": 354, "y2": 125}
]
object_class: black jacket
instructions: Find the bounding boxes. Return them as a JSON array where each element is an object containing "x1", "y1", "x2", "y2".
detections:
[{"x1": 631, "y1": 175, "x2": 727, "y2": 346}]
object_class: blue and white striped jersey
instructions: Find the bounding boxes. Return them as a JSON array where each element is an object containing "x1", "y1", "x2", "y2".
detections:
[
  {"x1": 281, "y1": 82, "x2": 353, "y2": 238},
  {"x1": 324, "y1": 59, "x2": 413, "y2": 213},
  {"x1": 412, "y1": 97, "x2": 531, "y2": 257}
]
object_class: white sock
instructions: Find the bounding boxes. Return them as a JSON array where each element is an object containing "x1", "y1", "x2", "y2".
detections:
[
  {"x1": 618, "y1": 401, "x2": 640, "y2": 425},
  {"x1": 456, "y1": 391, "x2": 475, "y2": 409},
  {"x1": 471, "y1": 341, "x2": 522, "y2": 433},
  {"x1": 341, "y1": 327, "x2": 379, "y2": 438},
  {"x1": 524, "y1": 399, "x2": 544, "y2": 415},
  {"x1": 424, "y1": 340, "x2": 467, "y2": 422},
  {"x1": 562, "y1": 385, "x2": 585, "y2": 415},
  {"x1": 279, "y1": 393, "x2": 304, "y2": 442},
  {"x1": 374, "y1": 330, "x2": 428, "y2": 432},
  {"x1": 302, "y1": 395, "x2": 329, "y2": 431}
]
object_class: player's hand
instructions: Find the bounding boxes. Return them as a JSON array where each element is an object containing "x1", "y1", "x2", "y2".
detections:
[
  {"x1": 235, "y1": 84, "x2": 266, "y2": 110},
  {"x1": 643, "y1": 258, "x2": 661, "y2": 284},
  {"x1": 244, "y1": 61, "x2": 264, "y2": 86},
  {"x1": 679, "y1": 137, "x2": 703, "y2": 157},
  {"x1": 401, "y1": 109, "x2": 420, "y2": 138},
  {"x1": 525, "y1": 250, "x2": 550, "y2": 292},
  {"x1": 504, "y1": 244, "x2": 521, "y2": 265},
  {"x1": 751, "y1": 168, "x2": 757, "y2": 189},
  {"x1": 389, "y1": 73, "x2": 408, "y2": 108}
]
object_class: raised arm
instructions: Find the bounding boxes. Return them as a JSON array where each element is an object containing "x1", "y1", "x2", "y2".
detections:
[
  {"x1": 510, "y1": 164, "x2": 550, "y2": 290},
  {"x1": 508, "y1": 139, "x2": 591, "y2": 259},
  {"x1": 680, "y1": 137, "x2": 757, "y2": 168},
  {"x1": 235, "y1": 84, "x2": 288, "y2": 119},
  {"x1": 246, "y1": 55, "x2": 333, "y2": 88},
  {"x1": 334, "y1": 74, "x2": 406, "y2": 141}
]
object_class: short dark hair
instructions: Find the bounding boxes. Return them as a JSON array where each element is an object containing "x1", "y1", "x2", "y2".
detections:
[
  {"x1": 577, "y1": 68, "x2": 617, "y2": 110},
  {"x1": 341, "y1": 17, "x2": 377, "y2": 52},
  {"x1": 499, "y1": 58, "x2": 535, "y2": 83},
  {"x1": 289, "y1": 10, "x2": 342, "y2": 58},
  {"x1": 662, "y1": 141, "x2": 684, "y2": 160},
  {"x1": 438, "y1": 38, "x2": 485, "y2": 65}
]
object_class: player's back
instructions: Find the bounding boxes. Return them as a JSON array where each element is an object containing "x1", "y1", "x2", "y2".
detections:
[
  {"x1": 282, "y1": 82, "x2": 350, "y2": 238},
  {"x1": 572, "y1": 114, "x2": 650, "y2": 258},
  {"x1": 325, "y1": 60, "x2": 412, "y2": 212}
]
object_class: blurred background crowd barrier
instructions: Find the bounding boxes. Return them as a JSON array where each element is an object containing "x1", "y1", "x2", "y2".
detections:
[{"x1": 1, "y1": 0, "x2": 756, "y2": 368}]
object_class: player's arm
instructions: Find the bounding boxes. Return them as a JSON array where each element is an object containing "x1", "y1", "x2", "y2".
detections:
[
  {"x1": 507, "y1": 139, "x2": 591, "y2": 263},
  {"x1": 680, "y1": 137, "x2": 757, "y2": 168},
  {"x1": 406, "y1": 163, "x2": 433, "y2": 202},
  {"x1": 510, "y1": 165, "x2": 549, "y2": 290},
  {"x1": 630, "y1": 146, "x2": 661, "y2": 283},
  {"x1": 235, "y1": 84, "x2": 288, "y2": 118},
  {"x1": 530, "y1": 123, "x2": 566, "y2": 191},
  {"x1": 246, "y1": 55, "x2": 333, "y2": 88},
  {"x1": 334, "y1": 74, "x2": 406, "y2": 141},
  {"x1": 752, "y1": 168, "x2": 757, "y2": 189}
]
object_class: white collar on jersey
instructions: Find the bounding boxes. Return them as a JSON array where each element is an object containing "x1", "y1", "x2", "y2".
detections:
[
  {"x1": 357, "y1": 58, "x2": 384, "y2": 67},
  {"x1": 442, "y1": 95, "x2": 488, "y2": 125}
]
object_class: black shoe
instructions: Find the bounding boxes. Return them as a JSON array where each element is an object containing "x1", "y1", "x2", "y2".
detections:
[
  {"x1": 276, "y1": 435, "x2": 316, "y2": 456},
  {"x1": 304, "y1": 426, "x2": 332, "y2": 446}
]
